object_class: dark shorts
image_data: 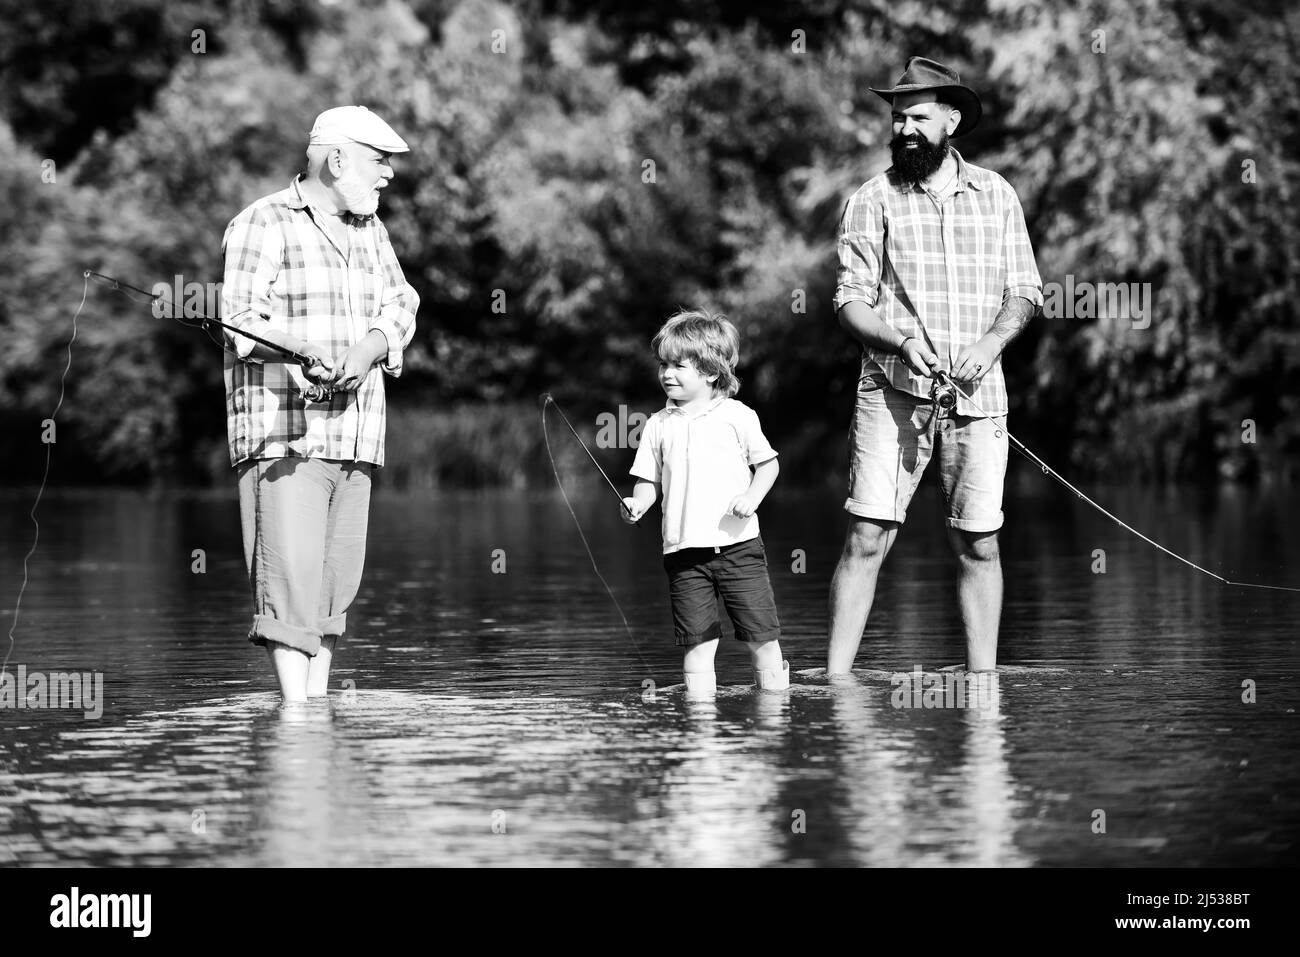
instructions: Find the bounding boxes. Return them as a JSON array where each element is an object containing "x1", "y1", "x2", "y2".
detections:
[{"x1": 663, "y1": 537, "x2": 782, "y2": 647}]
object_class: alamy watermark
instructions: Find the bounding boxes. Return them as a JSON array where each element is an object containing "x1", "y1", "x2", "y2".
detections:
[
  {"x1": 889, "y1": 664, "x2": 998, "y2": 714},
  {"x1": 1042, "y1": 274, "x2": 1153, "y2": 329},
  {"x1": 151, "y1": 274, "x2": 221, "y2": 318},
  {"x1": 0, "y1": 665, "x2": 104, "y2": 719},
  {"x1": 49, "y1": 887, "x2": 150, "y2": 937},
  {"x1": 595, "y1": 404, "x2": 646, "y2": 449}
]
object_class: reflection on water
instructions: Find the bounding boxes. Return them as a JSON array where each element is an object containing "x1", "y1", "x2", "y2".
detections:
[
  {"x1": 819, "y1": 670, "x2": 1027, "y2": 867},
  {"x1": 0, "y1": 483, "x2": 1297, "y2": 866}
]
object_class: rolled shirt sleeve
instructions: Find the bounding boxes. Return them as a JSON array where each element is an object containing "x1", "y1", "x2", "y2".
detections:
[
  {"x1": 1000, "y1": 186, "x2": 1043, "y2": 308},
  {"x1": 832, "y1": 187, "x2": 885, "y2": 312},
  {"x1": 220, "y1": 207, "x2": 284, "y2": 363},
  {"x1": 368, "y1": 220, "x2": 419, "y2": 376}
]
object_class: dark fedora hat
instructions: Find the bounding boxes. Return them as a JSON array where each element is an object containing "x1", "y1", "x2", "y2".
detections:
[{"x1": 870, "y1": 56, "x2": 982, "y2": 137}]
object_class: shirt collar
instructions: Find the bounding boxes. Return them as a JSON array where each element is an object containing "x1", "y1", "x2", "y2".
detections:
[
  {"x1": 282, "y1": 173, "x2": 376, "y2": 225},
  {"x1": 662, "y1": 396, "x2": 727, "y2": 418},
  {"x1": 950, "y1": 149, "x2": 986, "y2": 191},
  {"x1": 284, "y1": 174, "x2": 310, "y2": 210}
]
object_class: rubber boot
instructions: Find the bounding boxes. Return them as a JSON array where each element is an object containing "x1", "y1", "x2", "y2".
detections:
[
  {"x1": 754, "y1": 660, "x2": 790, "y2": 691},
  {"x1": 684, "y1": 671, "x2": 717, "y2": 700}
]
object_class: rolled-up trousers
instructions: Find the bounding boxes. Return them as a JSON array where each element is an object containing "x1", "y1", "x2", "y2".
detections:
[{"x1": 237, "y1": 457, "x2": 373, "y2": 656}]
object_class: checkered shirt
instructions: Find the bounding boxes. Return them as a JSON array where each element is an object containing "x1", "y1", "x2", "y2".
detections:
[
  {"x1": 833, "y1": 149, "x2": 1042, "y2": 417},
  {"x1": 221, "y1": 176, "x2": 419, "y2": 466}
]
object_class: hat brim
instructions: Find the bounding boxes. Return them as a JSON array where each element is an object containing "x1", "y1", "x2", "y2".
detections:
[
  {"x1": 869, "y1": 84, "x2": 981, "y2": 137},
  {"x1": 311, "y1": 135, "x2": 410, "y2": 153}
]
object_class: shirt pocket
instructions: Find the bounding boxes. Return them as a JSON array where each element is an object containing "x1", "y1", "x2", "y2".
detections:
[
  {"x1": 276, "y1": 246, "x2": 311, "y2": 319},
  {"x1": 953, "y1": 196, "x2": 1005, "y2": 276},
  {"x1": 952, "y1": 214, "x2": 1004, "y2": 260},
  {"x1": 350, "y1": 240, "x2": 385, "y2": 321},
  {"x1": 883, "y1": 217, "x2": 923, "y2": 266}
]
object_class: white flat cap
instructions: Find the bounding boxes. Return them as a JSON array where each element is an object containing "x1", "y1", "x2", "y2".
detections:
[{"x1": 308, "y1": 105, "x2": 409, "y2": 153}]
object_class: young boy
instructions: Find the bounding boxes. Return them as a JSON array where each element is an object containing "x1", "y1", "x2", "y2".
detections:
[{"x1": 621, "y1": 309, "x2": 789, "y2": 699}]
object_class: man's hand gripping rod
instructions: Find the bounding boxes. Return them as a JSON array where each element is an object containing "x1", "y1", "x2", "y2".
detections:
[{"x1": 84, "y1": 270, "x2": 335, "y2": 403}]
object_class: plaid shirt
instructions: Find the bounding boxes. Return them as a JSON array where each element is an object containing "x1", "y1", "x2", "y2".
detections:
[
  {"x1": 833, "y1": 149, "x2": 1042, "y2": 417},
  {"x1": 221, "y1": 176, "x2": 419, "y2": 466}
]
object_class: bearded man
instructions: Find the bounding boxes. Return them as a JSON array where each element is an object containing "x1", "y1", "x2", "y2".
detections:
[
  {"x1": 220, "y1": 106, "x2": 419, "y2": 702},
  {"x1": 827, "y1": 58, "x2": 1043, "y2": 675}
]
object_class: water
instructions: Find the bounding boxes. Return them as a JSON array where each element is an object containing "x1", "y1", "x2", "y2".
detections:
[{"x1": 1, "y1": 473, "x2": 1297, "y2": 866}]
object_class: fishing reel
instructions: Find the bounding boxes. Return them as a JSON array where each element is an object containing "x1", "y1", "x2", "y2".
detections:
[
  {"x1": 297, "y1": 354, "x2": 336, "y2": 404},
  {"x1": 298, "y1": 382, "x2": 335, "y2": 403},
  {"x1": 930, "y1": 376, "x2": 958, "y2": 413}
]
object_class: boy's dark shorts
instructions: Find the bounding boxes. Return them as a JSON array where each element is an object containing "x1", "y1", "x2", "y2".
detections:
[{"x1": 663, "y1": 536, "x2": 782, "y2": 647}]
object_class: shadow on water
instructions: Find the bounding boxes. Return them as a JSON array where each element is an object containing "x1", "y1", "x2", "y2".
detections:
[{"x1": 0, "y1": 482, "x2": 1297, "y2": 865}]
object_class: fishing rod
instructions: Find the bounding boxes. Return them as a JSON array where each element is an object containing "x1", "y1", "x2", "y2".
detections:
[
  {"x1": 540, "y1": 393, "x2": 637, "y2": 524},
  {"x1": 84, "y1": 270, "x2": 336, "y2": 402},
  {"x1": 538, "y1": 393, "x2": 652, "y2": 672},
  {"x1": 934, "y1": 370, "x2": 1299, "y2": 593}
]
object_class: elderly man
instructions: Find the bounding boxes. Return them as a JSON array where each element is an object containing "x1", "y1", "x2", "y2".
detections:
[
  {"x1": 827, "y1": 58, "x2": 1043, "y2": 675},
  {"x1": 221, "y1": 105, "x2": 419, "y2": 702}
]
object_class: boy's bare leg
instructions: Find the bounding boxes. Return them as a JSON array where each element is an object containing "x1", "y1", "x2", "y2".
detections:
[
  {"x1": 946, "y1": 528, "x2": 1001, "y2": 671},
  {"x1": 748, "y1": 638, "x2": 789, "y2": 690},
  {"x1": 747, "y1": 638, "x2": 783, "y2": 673},
  {"x1": 827, "y1": 518, "x2": 899, "y2": 675},
  {"x1": 683, "y1": 638, "x2": 719, "y2": 676},
  {"x1": 683, "y1": 638, "x2": 719, "y2": 697},
  {"x1": 305, "y1": 635, "x2": 338, "y2": 698},
  {"x1": 267, "y1": 643, "x2": 311, "y2": 703}
]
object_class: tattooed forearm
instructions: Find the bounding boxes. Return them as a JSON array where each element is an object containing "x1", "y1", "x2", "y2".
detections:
[{"x1": 986, "y1": 296, "x2": 1035, "y2": 352}]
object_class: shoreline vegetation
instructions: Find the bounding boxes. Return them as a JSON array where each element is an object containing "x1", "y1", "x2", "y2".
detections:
[
  {"x1": 1, "y1": 1, "x2": 1296, "y2": 489},
  {"x1": 384, "y1": 400, "x2": 578, "y2": 490},
  {"x1": 2, "y1": 394, "x2": 1293, "y2": 493}
]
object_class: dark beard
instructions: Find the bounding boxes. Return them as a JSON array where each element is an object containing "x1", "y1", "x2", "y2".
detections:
[{"x1": 889, "y1": 131, "x2": 950, "y2": 187}]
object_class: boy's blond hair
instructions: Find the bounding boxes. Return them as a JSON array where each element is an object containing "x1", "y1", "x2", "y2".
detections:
[{"x1": 651, "y1": 309, "x2": 741, "y2": 397}]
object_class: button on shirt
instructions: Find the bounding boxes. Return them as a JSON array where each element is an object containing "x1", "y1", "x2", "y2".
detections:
[
  {"x1": 833, "y1": 149, "x2": 1043, "y2": 417},
  {"x1": 221, "y1": 176, "x2": 419, "y2": 467},
  {"x1": 630, "y1": 398, "x2": 778, "y2": 555}
]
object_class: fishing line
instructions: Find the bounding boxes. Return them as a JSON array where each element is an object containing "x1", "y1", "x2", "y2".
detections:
[
  {"x1": 937, "y1": 371, "x2": 1299, "y2": 593},
  {"x1": 539, "y1": 393, "x2": 636, "y2": 521},
  {"x1": 1, "y1": 276, "x2": 90, "y2": 686},
  {"x1": 540, "y1": 395, "x2": 652, "y2": 674},
  {"x1": 5, "y1": 265, "x2": 334, "y2": 684},
  {"x1": 0, "y1": 274, "x2": 102, "y2": 860},
  {"x1": 2, "y1": 269, "x2": 337, "y2": 858}
]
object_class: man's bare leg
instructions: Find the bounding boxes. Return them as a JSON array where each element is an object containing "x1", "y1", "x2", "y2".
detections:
[
  {"x1": 827, "y1": 518, "x2": 900, "y2": 675},
  {"x1": 947, "y1": 528, "x2": 1001, "y2": 671},
  {"x1": 266, "y1": 643, "x2": 311, "y2": 703},
  {"x1": 306, "y1": 635, "x2": 338, "y2": 698}
]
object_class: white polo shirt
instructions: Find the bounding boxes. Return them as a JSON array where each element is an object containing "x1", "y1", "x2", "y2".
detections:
[{"x1": 630, "y1": 397, "x2": 778, "y2": 555}]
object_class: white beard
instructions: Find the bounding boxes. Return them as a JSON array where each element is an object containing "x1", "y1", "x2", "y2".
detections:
[{"x1": 337, "y1": 166, "x2": 380, "y2": 217}]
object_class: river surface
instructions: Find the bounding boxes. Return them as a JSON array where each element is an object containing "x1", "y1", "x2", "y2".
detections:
[{"x1": 1, "y1": 475, "x2": 1296, "y2": 866}]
